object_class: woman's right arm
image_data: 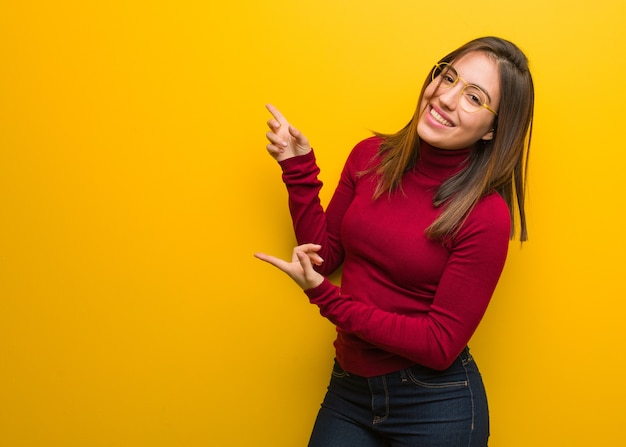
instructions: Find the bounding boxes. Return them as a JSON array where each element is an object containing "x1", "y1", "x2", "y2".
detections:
[{"x1": 264, "y1": 104, "x2": 357, "y2": 275}]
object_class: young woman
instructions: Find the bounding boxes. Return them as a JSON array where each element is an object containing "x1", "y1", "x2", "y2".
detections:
[{"x1": 255, "y1": 36, "x2": 534, "y2": 446}]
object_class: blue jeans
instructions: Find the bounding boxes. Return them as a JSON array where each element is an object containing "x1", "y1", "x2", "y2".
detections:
[{"x1": 308, "y1": 348, "x2": 489, "y2": 447}]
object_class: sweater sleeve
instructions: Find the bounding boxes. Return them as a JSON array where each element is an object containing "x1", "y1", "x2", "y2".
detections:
[
  {"x1": 304, "y1": 195, "x2": 511, "y2": 371},
  {"x1": 279, "y1": 144, "x2": 363, "y2": 275}
]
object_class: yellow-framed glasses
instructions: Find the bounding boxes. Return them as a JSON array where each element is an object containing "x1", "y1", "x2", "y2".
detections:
[{"x1": 431, "y1": 62, "x2": 498, "y2": 115}]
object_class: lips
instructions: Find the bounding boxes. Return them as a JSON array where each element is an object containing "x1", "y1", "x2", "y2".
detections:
[{"x1": 429, "y1": 106, "x2": 453, "y2": 127}]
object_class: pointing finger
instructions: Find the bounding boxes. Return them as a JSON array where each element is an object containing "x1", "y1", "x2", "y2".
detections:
[
  {"x1": 265, "y1": 104, "x2": 288, "y2": 125},
  {"x1": 254, "y1": 252, "x2": 288, "y2": 271}
]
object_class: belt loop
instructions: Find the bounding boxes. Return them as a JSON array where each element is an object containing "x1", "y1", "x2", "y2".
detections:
[
  {"x1": 399, "y1": 368, "x2": 408, "y2": 383},
  {"x1": 461, "y1": 346, "x2": 472, "y2": 365}
]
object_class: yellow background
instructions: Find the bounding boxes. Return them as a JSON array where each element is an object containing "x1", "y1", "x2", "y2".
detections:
[{"x1": 1, "y1": 1, "x2": 625, "y2": 445}]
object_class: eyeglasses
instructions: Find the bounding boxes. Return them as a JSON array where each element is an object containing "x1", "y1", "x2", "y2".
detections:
[{"x1": 431, "y1": 62, "x2": 498, "y2": 115}]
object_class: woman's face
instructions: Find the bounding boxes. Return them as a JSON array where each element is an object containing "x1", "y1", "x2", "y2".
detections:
[{"x1": 417, "y1": 51, "x2": 500, "y2": 150}]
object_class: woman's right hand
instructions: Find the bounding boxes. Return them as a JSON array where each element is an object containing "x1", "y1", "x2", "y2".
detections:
[
  {"x1": 265, "y1": 104, "x2": 311, "y2": 162},
  {"x1": 254, "y1": 243, "x2": 324, "y2": 291}
]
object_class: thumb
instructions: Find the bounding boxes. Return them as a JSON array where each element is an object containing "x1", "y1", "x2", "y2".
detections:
[
  {"x1": 296, "y1": 251, "x2": 323, "y2": 288},
  {"x1": 288, "y1": 125, "x2": 309, "y2": 146}
]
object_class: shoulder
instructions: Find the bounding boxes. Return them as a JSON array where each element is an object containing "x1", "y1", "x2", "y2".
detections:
[
  {"x1": 345, "y1": 136, "x2": 383, "y2": 170},
  {"x1": 479, "y1": 191, "x2": 510, "y2": 220},
  {"x1": 455, "y1": 192, "x2": 511, "y2": 246},
  {"x1": 352, "y1": 135, "x2": 383, "y2": 154}
]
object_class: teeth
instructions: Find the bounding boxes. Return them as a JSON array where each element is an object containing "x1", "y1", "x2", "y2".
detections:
[{"x1": 430, "y1": 108, "x2": 452, "y2": 127}]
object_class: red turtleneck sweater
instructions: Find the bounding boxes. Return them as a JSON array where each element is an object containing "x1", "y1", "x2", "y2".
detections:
[{"x1": 279, "y1": 136, "x2": 510, "y2": 376}]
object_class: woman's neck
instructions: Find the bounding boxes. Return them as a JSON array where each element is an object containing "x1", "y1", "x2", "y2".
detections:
[{"x1": 416, "y1": 140, "x2": 473, "y2": 181}]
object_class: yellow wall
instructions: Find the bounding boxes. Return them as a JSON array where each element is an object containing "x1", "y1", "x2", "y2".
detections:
[{"x1": 1, "y1": 1, "x2": 625, "y2": 445}]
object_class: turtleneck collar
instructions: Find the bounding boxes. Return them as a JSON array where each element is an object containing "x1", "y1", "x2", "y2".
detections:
[{"x1": 415, "y1": 140, "x2": 473, "y2": 182}]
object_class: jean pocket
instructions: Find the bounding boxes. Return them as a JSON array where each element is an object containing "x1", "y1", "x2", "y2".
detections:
[
  {"x1": 405, "y1": 365, "x2": 468, "y2": 389},
  {"x1": 331, "y1": 359, "x2": 350, "y2": 378}
]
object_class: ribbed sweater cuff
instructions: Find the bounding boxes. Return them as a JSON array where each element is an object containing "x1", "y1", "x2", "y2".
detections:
[
  {"x1": 278, "y1": 149, "x2": 315, "y2": 172},
  {"x1": 304, "y1": 277, "x2": 339, "y2": 304}
]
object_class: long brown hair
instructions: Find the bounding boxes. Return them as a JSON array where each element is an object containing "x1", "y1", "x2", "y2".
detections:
[{"x1": 372, "y1": 36, "x2": 534, "y2": 241}]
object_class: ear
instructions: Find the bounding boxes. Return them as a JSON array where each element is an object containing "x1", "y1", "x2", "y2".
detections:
[{"x1": 481, "y1": 128, "x2": 495, "y2": 141}]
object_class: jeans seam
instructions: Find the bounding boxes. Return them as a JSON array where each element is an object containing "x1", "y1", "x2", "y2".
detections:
[
  {"x1": 462, "y1": 360, "x2": 475, "y2": 447},
  {"x1": 369, "y1": 376, "x2": 390, "y2": 425}
]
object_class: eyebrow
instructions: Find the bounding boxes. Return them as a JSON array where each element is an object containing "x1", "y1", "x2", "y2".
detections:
[{"x1": 450, "y1": 65, "x2": 495, "y2": 104}]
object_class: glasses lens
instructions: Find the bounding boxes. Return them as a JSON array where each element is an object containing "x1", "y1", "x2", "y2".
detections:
[
  {"x1": 460, "y1": 86, "x2": 488, "y2": 113},
  {"x1": 432, "y1": 63, "x2": 456, "y2": 87}
]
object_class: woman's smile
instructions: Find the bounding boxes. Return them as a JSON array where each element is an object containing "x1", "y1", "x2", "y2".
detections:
[{"x1": 428, "y1": 106, "x2": 454, "y2": 127}]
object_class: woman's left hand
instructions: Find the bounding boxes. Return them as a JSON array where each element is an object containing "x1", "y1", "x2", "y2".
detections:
[{"x1": 254, "y1": 243, "x2": 324, "y2": 290}]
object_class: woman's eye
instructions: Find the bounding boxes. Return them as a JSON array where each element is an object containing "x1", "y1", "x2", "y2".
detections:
[
  {"x1": 442, "y1": 74, "x2": 456, "y2": 84},
  {"x1": 465, "y1": 88, "x2": 485, "y2": 105},
  {"x1": 469, "y1": 95, "x2": 483, "y2": 105}
]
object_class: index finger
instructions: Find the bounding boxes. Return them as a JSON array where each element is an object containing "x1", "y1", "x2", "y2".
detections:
[
  {"x1": 265, "y1": 103, "x2": 288, "y2": 125},
  {"x1": 254, "y1": 252, "x2": 289, "y2": 271}
]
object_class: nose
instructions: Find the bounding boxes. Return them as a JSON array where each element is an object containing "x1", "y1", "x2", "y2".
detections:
[{"x1": 437, "y1": 84, "x2": 461, "y2": 111}]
